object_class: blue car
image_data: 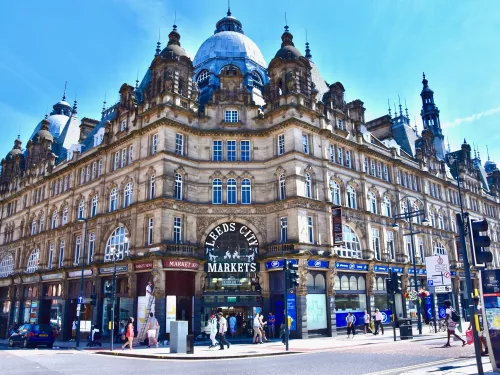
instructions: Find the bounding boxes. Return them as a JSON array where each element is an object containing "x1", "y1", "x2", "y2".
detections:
[{"x1": 8, "y1": 324, "x2": 55, "y2": 348}]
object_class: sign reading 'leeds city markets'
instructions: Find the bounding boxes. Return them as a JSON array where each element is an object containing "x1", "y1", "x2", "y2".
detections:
[{"x1": 204, "y1": 222, "x2": 260, "y2": 273}]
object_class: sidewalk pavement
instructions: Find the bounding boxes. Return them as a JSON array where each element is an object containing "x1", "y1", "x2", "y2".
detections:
[
  {"x1": 401, "y1": 357, "x2": 495, "y2": 375},
  {"x1": 0, "y1": 330, "x2": 453, "y2": 359}
]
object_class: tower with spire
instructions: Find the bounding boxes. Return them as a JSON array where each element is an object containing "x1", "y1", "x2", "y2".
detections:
[{"x1": 420, "y1": 73, "x2": 446, "y2": 159}]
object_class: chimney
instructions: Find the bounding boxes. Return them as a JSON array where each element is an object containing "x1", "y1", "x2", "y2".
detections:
[{"x1": 79, "y1": 117, "x2": 99, "y2": 143}]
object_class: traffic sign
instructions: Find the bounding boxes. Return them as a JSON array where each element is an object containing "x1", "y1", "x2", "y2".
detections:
[
  {"x1": 425, "y1": 255, "x2": 452, "y2": 286},
  {"x1": 77, "y1": 296, "x2": 84, "y2": 304},
  {"x1": 435, "y1": 285, "x2": 452, "y2": 293}
]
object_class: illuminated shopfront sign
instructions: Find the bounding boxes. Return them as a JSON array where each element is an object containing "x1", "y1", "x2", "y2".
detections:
[{"x1": 204, "y1": 222, "x2": 260, "y2": 273}]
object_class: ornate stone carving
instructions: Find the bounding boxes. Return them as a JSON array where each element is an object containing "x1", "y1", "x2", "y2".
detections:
[
  {"x1": 366, "y1": 270, "x2": 376, "y2": 296},
  {"x1": 327, "y1": 263, "x2": 338, "y2": 296}
]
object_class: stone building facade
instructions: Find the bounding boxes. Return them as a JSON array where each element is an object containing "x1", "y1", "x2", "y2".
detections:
[{"x1": 0, "y1": 11, "x2": 499, "y2": 340}]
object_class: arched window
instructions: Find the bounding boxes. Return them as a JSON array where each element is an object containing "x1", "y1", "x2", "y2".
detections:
[
  {"x1": 241, "y1": 179, "x2": 251, "y2": 204},
  {"x1": 306, "y1": 273, "x2": 314, "y2": 288},
  {"x1": 384, "y1": 196, "x2": 392, "y2": 217},
  {"x1": 368, "y1": 192, "x2": 377, "y2": 214},
  {"x1": 315, "y1": 274, "x2": 326, "y2": 290},
  {"x1": 377, "y1": 277, "x2": 384, "y2": 291},
  {"x1": 212, "y1": 179, "x2": 222, "y2": 204},
  {"x1": 334, "y1": 275, "x2": 341, "y2": 290},
  {"x1": 330, "y1": 180, "x2": 340, "y2": 205},
  {"x1": 174, "y1": 174, "x2": 183, "y2": 200},
  {"x1": 349, "y1": 276, "x2": 357, "y2": 290},
  {"x1": 434, "y1": 242, "x2": 446, "y2": 255},
  {"x1": 347, "y1": 186, "x2": 357, "y2": 209},
  {"x1": 339, "y1": 225, "x2": 362, "y2": 258},
  {"x1": 109, "y1": 188, "x2": 118, "y2": 212},
  {"x1": 438, "y1": 213, "x2": 444, "y2": 229},
  {"x1": 51, "y1": 210, "x2": 59, "y2": 229},
  {"x1": 305, "y1": 173, "x2": 312, "y2": 198},
  {"x1": 279, "y1": 174, "x2": 286, "y2": 200},
  {"x1": 196, "y1": 69, "x2": 209, "y2": 88},
  {"x1": 62, "y1": 206, "x2": 69, "y2": 226},
  {"x1": 123, "y1": 182, "x2": 133, "y2": 208},
  {"x1": 104, "y1": 226, "x2": 130, "y2": 262},
  {"x1": 26, "y1": 248, "x2": 40, "y2": 273},
  {"x1": 91, "y1": 194, "x2": 99, "y2": 217},
  {"x1": 227, "y1": 179, "x2": 237, "y2": 204},
  {"x1": 0, "y1": 254, "x2": 14, "y2": 278},
  {"x1": 358, "y1": 277, "x2": 366, "y2": 290},
  {"x1": 78, "y1": 199, "x2": 85, "y2": 219},
  {"x1": 149, "y1": 174, "x2": 156, "y2": 200},
  {"x1": 341, "y1": 275, "x2": 349, "y2": 290}
]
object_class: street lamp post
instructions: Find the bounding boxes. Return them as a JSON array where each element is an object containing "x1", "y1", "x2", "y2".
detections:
[
  {"x1": 75, "y1": 216, "x2": 89, "y2": 348},
  {"x1": 392, "y1": 196, "x2": 430, "y2": 335}
]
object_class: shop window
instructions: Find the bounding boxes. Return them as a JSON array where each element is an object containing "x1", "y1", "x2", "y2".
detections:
[
  {"x1": 315, "y1": 274, "x2": 326, "y2": 290},
  {"x1": 349, "y1": 276, "x2": 357, "y2": 290},
  {"x1": 341, "y1": 276, "x2": 349, "y2": 290},
  {"x1": 376, "y1": 277, "x2": 385, "y2": 291},
  {"x1": 334, "y1": 276, "x2": 341, "y2": 290},
  {"x1": 306, "y1": 274, "x2": 314, "y2": 288},
  {"x1": 358, "y1": 277, "x2": 366, "y2": 290}
]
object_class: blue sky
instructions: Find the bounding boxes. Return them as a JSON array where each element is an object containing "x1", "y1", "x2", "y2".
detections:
[{"x1": 1, "y1": 0, "x2": 499, "y2": 162}]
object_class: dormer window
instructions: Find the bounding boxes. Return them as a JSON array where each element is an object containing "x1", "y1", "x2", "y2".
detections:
[
  {"x1": 120, "y1": 120, "x2": 127, "y2": 131},
  {"x1": 225, "y1": 110, "x2": 238, "y2": 123}
]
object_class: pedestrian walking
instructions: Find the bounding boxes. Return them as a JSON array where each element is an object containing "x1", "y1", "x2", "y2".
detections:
[
  {"x1": 146, "y1": 312, "x2": 159, "y2": 348},
  {"x1": 468, "y1": 296, "x2": 488, "y2": 356},
  {"x1": 253, "y1": 312, "x2": 263, "y2": 344},
  {"x1": 217, "y1": 312, "x2": 230, "y2": 350},
  {"x1": 71, "y1": 318, "x2": 77, "y2": 341},
  {"x1": 443, "y1": 300, "x2": 466, "y2": 347},
  {"x1": 121, "y1": 317, "x2": 135, "y2": 350},
  {"x1": 364, "y1": 310, "x2": 371, "y2": 334},
  {"x1": 347, "y1": 312, "x2": 356, "y2": 338},
  {"x1": 208, "y1": 314, "x2": 218, "y2": 348},
  {"x1": 267, "y1": 312, "x2": 276, "y2": 338},
  {"x1": 373, "y1": 308, "x2": 384, "y2": 335},
  {"x1": 259, "y1": 313, "x2": 269, "y2": 342}
]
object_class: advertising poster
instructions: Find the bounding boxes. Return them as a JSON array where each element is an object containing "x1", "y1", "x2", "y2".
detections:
[
  {"x1": 306, "y1": 294, "x2": 327, "y2": 330},
  {"x1": 137, "y1": 296, "x2": 155, "y2": 334},
  {"x1": 332, "y1": 207, "x2": 343, "y2": 245},
  {"x1": 287, "y1": 293, "x2": 297, "y2": 331},
  {"x1": 165, "y1": 295, "x2": 176, "y2": 333},
  {"x1": 481, "y1": 269, "x2": 500, "y2": 371}
]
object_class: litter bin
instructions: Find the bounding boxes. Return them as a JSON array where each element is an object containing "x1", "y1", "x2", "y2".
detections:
[
  {"x1": 186, "y1": 334, "x2": 194, "y2": 354},
  {"x1": 399, "y1": 318, "x2": 413, "y2": 340}
]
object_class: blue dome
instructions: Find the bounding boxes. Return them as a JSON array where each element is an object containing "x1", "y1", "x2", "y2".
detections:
[{"x1": 193, "y1": 31, "x2": 267, "y2": 68}]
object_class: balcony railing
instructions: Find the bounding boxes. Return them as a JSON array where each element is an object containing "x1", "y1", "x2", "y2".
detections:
[{"x1": 264, "y1": 243, "x2": 297, "y2": 254}]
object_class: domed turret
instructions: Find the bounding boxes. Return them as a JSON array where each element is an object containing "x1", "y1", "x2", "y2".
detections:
[
  {"x1": 36, "y1": 116, "x2": 54, "y2": 142},
  {"x1": 274, "y1": 26, "x2": 303, "y2": 60},
  {"x1": 6, "y1": 137, "x2": 23, "y2": 160},
  {"x1": 160, "y1": 24, "x2": 189, "y2": 59}
]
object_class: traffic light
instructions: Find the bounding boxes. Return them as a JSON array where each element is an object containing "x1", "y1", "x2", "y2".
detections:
[
  {"x1": 391, "y1": 273, "x2": 402, "y2": 294},
  {"x1": 470, "y1": 219, "x2": 493, "y2": 266},
  {"x1": 287, "y1": 261, "x2": 299, "y2": 289},
  {"x1": 386, "y1": 271, "x2": 394, "y2": 294},
  {"x1": 90, "y1": 293, "x2": 97, "y2": 306},
  {"x1": 104, "y1": 281, "x2": 112, "y2": 298}
]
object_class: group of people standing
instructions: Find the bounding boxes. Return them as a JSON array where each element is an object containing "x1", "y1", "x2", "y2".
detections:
[{"x1": 346, "y1": 308, "x2": 386, "y2": 338}]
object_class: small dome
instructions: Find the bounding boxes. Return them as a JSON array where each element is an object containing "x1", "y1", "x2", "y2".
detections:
[
  {"x1": 36, "y1": 129, "x2": 54, "y2": 142},
  {"x1": 275, "y1": 45, "x2": 303, "y2": 59},
  {"x1": 160, "y1": 26, "x2": 189, "y2": 59}
]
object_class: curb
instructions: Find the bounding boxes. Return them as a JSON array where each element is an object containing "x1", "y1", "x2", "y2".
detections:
[{"x1": 95, "y1": 349, "x2": 300, "y2": 360}]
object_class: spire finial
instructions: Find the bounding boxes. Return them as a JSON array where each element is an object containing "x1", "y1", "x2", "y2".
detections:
[
  {"x1": 155, "y1": 29, "x2": 161, "y2": 56},
  {"x1": 404, "y1": 99, "x2": 409, "y2": 118},
  {"x1": 447, "y1": 137, "x2": 451, "y2": 153},
  {"x1": 487, "y1": 145, "x2": 491, "y2": 161},
  {"x1": 227, "y1": 0, "x2": 231, "y2": 16},
  {"x1": 398, "y1": 95, "x2": 403, "y2": 116},
  {"x1": 135, "y1": 71, "x2": 139, "y2": 90},
  {"x1": 414, "y1": 116, "x2": 418, "y2": 133},
  {"x1": 72, "y1": 99, "x2": 78, "y2": 114},
  {"x1": 173, "y1": 11, "x2": 177, "y2": 29},
  {"x1": 305, "y1": 29, "x2": 312, "y2": 60},
  {"x1": 284, "y1": 12, "x2": 288, "y2": 32},
  {"x1": 393, "y1": 102, "x2": 397, "y2": 119},
  {"x1": 388, "y1": 99, "x2": 392, "y2": 117},
  {"x1": 62, "y1": 81, "x2": 67, "y2": 101}
]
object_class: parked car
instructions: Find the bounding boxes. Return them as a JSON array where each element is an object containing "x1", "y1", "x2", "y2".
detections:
[{"x1": 8, "y1": 324, "x2": 55, "y2": 348}]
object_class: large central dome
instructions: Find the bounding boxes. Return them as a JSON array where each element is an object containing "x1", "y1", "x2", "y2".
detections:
[
  {"x1": 193, "y1": 12, "x2": 267, "y2": 68},
  {"x1": 193, "y1": 30, "x2": 267, "y2": 68}
]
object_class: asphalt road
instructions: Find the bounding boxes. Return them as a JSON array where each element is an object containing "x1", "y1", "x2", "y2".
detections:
[{"x1": 0, "y1": 338, "x2": 475, "y2": 375}]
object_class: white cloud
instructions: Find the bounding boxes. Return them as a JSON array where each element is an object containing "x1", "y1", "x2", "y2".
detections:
[
  {"x1": 442, "y1": 106, "x2": 500, "y2": 128},
  {"x1": 114, "y1": 0, "x2": 172, "y2": 39}
]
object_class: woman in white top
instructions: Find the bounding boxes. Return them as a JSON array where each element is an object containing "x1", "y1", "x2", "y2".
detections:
[{"x1": 347, "y1": 312, "x2": 356, "y2": 338}]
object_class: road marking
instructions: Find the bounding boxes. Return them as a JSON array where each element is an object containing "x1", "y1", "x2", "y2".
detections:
[{"x1": 363, "y1": 357, "x2": 471, "y2": 375}]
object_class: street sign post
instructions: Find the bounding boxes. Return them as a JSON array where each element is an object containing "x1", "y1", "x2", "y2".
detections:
[
  {"x1": 434, "y1": 285, "x2": 452, "y2": 293},
  {"x1": 77, "y1": 295, "x2": 84, "y2": 304},
  {"x1": 425, "y1": 255, "x2": 452, "y2": 287}
]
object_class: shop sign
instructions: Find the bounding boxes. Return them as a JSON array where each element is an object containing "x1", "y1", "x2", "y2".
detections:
[
  {"x1": 204, "y1": 222, "x2": 260, "y2": 273},
  {"x1": 134, "y1": 262, "x2": 154, "y2": 271},
  {"x1": 332, "y1": 207, "x2": 344, "y2": 245},
  {"x1": 41, "y1": 273, "x2": 63, "y2": 281},
  {"x1": 307, "y1": 260, "x2": 329, "y2": 269},
  {"x1": 335, "y1": 262, "x2": 368, "y2": 271},
  {"x1": 408, "y1": 268, "x2": 427, "y2": 275},
  {"x1": 451, "y1": 271, "x2": 457, "y2": 276},
  {"x1": 23, "y1": 275, "x2": 39, "y2": 283},
  {"x1": 221, "y1": 276, "x2": 242, "y2": 286},
  {"x1": 391, "y1": 267, "x2": 404, "y2": 274},
  {"x1": 99, "y1": 265, "x2": 128, "y2": 274},
  {"x1": 374, "y1": 265, "x2": 388, "y2": 273},
  {"x1": 68, "y1": 269, "x2": 93, "y2": 278},
  {"x1": 287, "y1": 293, "x2": 297, "y2": 331},
  {"x1": 265, "y1": 259, "x2": 298, "y2": 270},
  {"x1": 163, "y1": 260, "x2": 199, "y2": 270}
]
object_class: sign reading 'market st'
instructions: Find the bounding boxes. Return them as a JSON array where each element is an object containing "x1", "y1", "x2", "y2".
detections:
[{"x1": 204, "y1": 222, "x2": 259, "y2": 273}]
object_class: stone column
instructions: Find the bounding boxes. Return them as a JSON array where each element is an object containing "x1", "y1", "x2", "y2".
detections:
[
  {"x1": 296, "y1": 261, "x2": 308, "y2": 339},
  {"x1": 193, "y1": 270, "x2": 206, "y2": 341},
  {"x1": 326, "y1": 263, "x2": 337, "y2": 337},
  {"x1": 366, "y1": 267, "x2": 376, "y2": 315},
  {"x1": 152, "y1": 260, "x2": 166, "y2": 340},
  {"x1": 258, "y1": 268, "x2": 271, "y2": 314}
]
